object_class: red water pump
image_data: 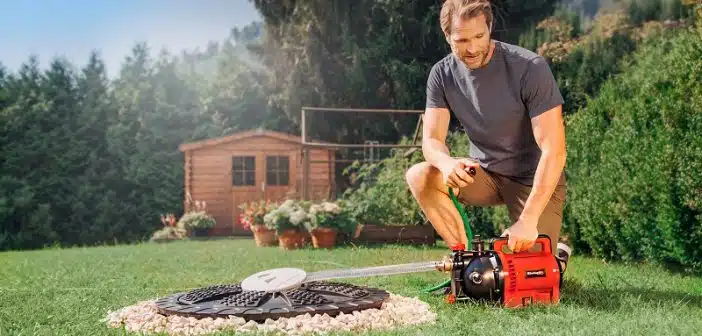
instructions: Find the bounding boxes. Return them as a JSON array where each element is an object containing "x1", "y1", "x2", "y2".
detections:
[{"x1": 435, "y1": 234, "x2": 564, "y2": 308}]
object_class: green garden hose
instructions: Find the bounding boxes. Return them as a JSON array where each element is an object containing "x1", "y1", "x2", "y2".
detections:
[
  {"x1": 448, "y1": 187, "x2": 473, "y2": 250},
  {"x1": 420, "y1": 187, "x2": 473, "y2": 294}
]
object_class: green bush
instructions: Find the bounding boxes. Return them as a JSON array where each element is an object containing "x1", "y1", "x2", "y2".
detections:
[
  {"x1": 341, "y1": 132, "x2": 511, "y2": 238},
  {"x1": 341, "y1": 137, "x2": 425, "y2": 226},
  {"x1": 564, "y1": 27, "x2": 701, "y2": 273},
  {"x1": 623, "y1": 0, "x2": 691, "y2": 25},
  {"x1": 553, "y1": 31, "x2": 638, "y2": 115}
]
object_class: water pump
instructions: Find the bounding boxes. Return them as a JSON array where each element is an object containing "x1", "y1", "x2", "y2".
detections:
[{"x1": 434, "y1": 234, "x2": 565, "y2": 307}]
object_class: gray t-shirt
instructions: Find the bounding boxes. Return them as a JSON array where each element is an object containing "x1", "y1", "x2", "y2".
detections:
[{"x1": 426, "y1": 40, "x2": 566, "y2": 186}]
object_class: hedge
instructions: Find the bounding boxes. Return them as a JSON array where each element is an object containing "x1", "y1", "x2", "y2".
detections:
[{"x1": 563, "y1": 27, "x2": 701, "y2": 273}]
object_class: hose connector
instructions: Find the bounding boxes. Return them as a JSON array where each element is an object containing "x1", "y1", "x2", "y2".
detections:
[{"x1": 435, "y1": 256, "x2": 454, "y2": 272}]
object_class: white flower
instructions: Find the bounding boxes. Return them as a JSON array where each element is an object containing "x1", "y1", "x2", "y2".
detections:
[
  {"x1": 309, "y1": 204, "x2": 322, "y2": 215},
  {"x1": 263, "y1": 211, "x2": 279, "y2": 226},
  {"x1": 322, "y1": 201, "x2": 341, "y2": 214},
  {"x1": 289, "y1": 208, "x2": 307, "y2": 225},
  {"x1": 280, "y1": 199, "x2": 295, "y2": 210}
]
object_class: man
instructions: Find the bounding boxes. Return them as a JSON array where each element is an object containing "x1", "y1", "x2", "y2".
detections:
[{"x1": 405, "y1": 0, "x2": 570, "y2": 261}]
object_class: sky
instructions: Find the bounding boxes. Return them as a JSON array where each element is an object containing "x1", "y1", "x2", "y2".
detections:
[{"x1": 0, "y1": 0, "x2": 261, "y2": 77}]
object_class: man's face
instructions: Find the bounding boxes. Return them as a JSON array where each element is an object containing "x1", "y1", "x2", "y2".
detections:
[{"x1": 448, "y1": 13, "x2": 492, "y2": 69}]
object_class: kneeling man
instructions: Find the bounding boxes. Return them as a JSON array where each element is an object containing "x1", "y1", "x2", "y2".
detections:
[{"x1": 406, "y1": 0, "x2": 569, "y2": 259}]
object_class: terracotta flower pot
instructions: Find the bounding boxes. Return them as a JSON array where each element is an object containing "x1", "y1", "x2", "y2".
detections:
[
  {"x1": 251, "y1": 225, "x2": 277, "y2": 247},
  {"x1": 310, "y1": 227, "x2": 337, "y2": 248},
  {"x1": 278, "y1": 230, "x2": 307, "y2": 250}
]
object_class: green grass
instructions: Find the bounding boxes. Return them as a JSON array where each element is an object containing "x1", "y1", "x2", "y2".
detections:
[{"x1": 1, "y1": 238, "x2": 701, "y2": 336}]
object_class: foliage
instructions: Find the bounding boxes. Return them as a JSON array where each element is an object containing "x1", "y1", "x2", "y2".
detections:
[
  {"x1": 177, "y1": 212, "x2": 216, "y2": 230},
  {"x1": 249, "y1": 0, "x2": 561, "y2": 146},
  {"x1": 553, "y1": 31, "x2": 638, "y2": 115},
  {"x1": 263, "y1": 200, "x2": 310, "y2": 234},
  {"x1": 305, "y1": 200, "x2": 358, "y2": 236},
  {"x1": 341, "y1": 137, "x2": 425, "y2": 226},
  {"x1": 149, "y1": 227, "x2": 188, "y2": 243},
  {"x1": 160, "y1": 213, "x2": 177, "y2": 227},
  {"x1": 525, "y1": 8, "x2": 640, "y2": 115},
  {"x1": 563, "y1": 27, "x2": 702, "y2": 273},
  {"x1": 621, "y1": 0, "x2": 692, "y2": 25},
  {"x1": 524, "y1": 3, "x2": 694, "y2": 116},
  {"x1": 177, "y1": 199, "x2": 216, "y2": 230},
  {"x1": 237, "y1": 200, "x2": 279, "y2": 231},
  {"x1": 150, "y1": 213, "x2": 187, "y2": 242},
  {"x1": 0, "y1": 0, "x2": 698, "y2": 268},
  {"x1": 0, "y1": 23, "x2": 290, "y2": 251},
  {"x1": 341, "y1": 132, "x2": 511, "y2": 237}
]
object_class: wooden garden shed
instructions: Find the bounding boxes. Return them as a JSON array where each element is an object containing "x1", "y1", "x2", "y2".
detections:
[{"x1": 178, "y1": 129, "x2": 336, "y2": 236}]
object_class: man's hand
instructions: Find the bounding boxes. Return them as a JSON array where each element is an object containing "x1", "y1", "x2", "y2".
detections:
[
  {"x1": 501, "y1": 217, "x2": 539, "y2": 253},
  {"x1": 438, "y1": 158, "x2": 480, "y2": 188}
]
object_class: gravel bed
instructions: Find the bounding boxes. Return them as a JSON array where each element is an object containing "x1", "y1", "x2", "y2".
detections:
[{"x1": 104, "y1": 293, "x2": 437, "y2": 335}]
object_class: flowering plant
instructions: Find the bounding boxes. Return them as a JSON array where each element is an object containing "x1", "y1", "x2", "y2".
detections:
[
  {"x1": 160, "y1": 213, "x2": 177, "y2": 227},
  {"x1": 150, "y1": 212, "x2": 187, "y2": 242},
  {"x1": 305, "y1": 199, "x2": 357, "y2": 235},
  {"x1": 177, "y1": 198, "x2": 216, "y2": 230},
  {"x1": 238, "y1": 200, "x2": 278, "y2": 231},
  {"x1": 177, "y1": 211, "x2": 216, "y2": 230},
  {"x1": 263, "y1": 199, "x2": 311, "y2": 234}
]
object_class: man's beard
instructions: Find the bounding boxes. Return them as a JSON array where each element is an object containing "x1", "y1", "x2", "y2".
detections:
[{"x1": 458, "y1": 41, "x2": 491, "y2": 68}]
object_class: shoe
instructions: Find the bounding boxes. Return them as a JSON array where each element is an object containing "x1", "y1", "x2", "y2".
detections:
[{"x1": 556, "y1": 243, "x2": 571, "y2": 272}]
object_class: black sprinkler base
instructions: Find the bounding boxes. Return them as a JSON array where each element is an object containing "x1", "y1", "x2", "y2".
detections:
[{"x1": 155, "y1": 281, "x2": 389, "y2": 322}]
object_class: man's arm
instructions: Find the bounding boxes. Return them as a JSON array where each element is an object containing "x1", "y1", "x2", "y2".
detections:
[
  {"x1": 519, "y1": 105, "x2": 567, "y2": 224},
  {"x1": 503, "y1": 55, "x2": 566, "y2": 252},
  {"x1": 422, "y1": 64, "x2": 476, "y2": 187},
  {"x1": 422, "y1": 107, "x2": 453, "y2": 170}
]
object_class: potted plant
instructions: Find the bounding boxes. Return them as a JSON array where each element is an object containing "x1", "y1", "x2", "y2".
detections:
[
  {"x1": 178, "y1": 211, "x2": 216, "y2": 237},
  {"x1": 177, "y1": 200, "x2": 216, "y2": 237},
  {"x1": 177, "y1": 198, "x2": 217, "y2": 237},
  {"x1": 306, "y1": 200, "x2": 357, "y2": 248},
  {"x1": 239, "y1": 200, "x2": 278, "y2": 247},
  {"x1": 264, "y1": 200, "x2": 309, "y2": 250}
]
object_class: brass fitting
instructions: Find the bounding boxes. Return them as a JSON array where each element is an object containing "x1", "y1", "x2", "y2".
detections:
[{"x1": 435, "y1": 256, "x2": 454, "y2": 272}]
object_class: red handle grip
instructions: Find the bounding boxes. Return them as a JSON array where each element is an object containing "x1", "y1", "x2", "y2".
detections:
[{"x1": 493, "y1": 235, "x2": 552, "y2": 255}]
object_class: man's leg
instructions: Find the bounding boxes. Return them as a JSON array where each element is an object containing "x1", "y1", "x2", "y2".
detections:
[
  {"x1": 405, "y1": 161, "x2": 502, "y2": 248},
  {"x1": 498, "y1": 178, "x2": 567, "y2": 256}
]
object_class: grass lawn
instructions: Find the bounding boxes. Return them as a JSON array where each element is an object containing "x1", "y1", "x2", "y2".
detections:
[{"x1": 1, "y1": 238, "x2": 701, "y2": 336}]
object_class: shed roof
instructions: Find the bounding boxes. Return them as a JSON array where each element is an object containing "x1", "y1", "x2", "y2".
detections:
[{"x1": 178, "y1": 129, "x2": 331, "y2": 152}]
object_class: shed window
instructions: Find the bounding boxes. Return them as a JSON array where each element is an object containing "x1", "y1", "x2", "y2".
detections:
[
  {"x1": 232, "y1": 156, "x2": 255, "y2": 186},
  {"x1": 266, "y1": 156, "x2": 289, "y2": 186}
]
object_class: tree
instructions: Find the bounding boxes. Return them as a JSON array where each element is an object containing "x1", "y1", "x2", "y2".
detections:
[{"x1": 249, "y1": 0, "x2": 561, "y2": 145}]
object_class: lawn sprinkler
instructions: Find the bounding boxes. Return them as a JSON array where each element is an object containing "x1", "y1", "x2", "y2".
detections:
[{"x1": 153, "y1": 167, "x2": 568, "y2": 322}]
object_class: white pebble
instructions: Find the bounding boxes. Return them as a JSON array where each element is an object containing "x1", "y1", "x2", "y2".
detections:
[{"x1": 103, "y1": 292, "x2": 436, "y2": 335}]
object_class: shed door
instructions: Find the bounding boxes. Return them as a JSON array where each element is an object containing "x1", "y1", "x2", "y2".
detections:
[
  {"x1": 262, "y1": 151, "x2": 297, "y2": 203},
  {"x1": 230, "y1": 153, "x2": 260, "y2": 234},
  {"x1": 230, "y1": 151, "x2": 297, "y2": 233}
]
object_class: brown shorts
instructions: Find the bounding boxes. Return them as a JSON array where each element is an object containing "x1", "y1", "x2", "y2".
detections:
[{"x1": 454, "y1": 164, "x2": 567, "y2": 254}]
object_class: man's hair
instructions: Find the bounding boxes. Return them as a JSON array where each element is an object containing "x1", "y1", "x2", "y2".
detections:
[{"x1": 440, "y1": 0, "x2": 493, "y2": 37}]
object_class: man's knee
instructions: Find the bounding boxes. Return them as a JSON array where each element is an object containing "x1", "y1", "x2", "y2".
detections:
[{"x1": 405, "y1": 161, "x2": 440, "y2": 193}]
